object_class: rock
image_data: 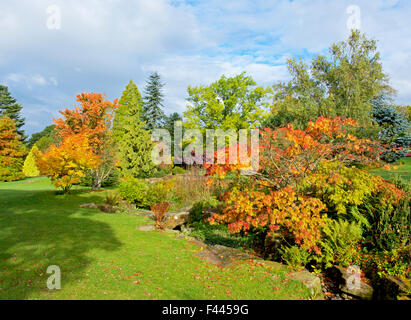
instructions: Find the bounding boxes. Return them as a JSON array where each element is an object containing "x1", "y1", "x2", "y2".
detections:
[
  {"x1": 164, "y1": 211, "x2": 190, "y2": 229},
  {"x1": 328, "y1": 265, "x2": 374, "y2": 300},
  {"x1": 80, "y1": 203, "x2": 98, "y2": 209},
  {"x1": 289, "y1": 270, "x2": 323, "y2": 299},
  {"x1": 97, "y1": 204, "x2": 119, "y2": 213},
  {"x1": 136, "y1": 224, "x2": 156, "y2": 231},
  {"x1": 262, "y1": 232, "x2": 283, "y2": 260},
  {"x1": 374, "y1": 275, "x2": 411, "y2": 300},
  {"x1": 194, "y1": 244, "x2": 252, "y2": 268}
]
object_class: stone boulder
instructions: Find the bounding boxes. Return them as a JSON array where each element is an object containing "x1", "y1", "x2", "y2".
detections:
[
  {"x1": 194, "y1": 244, "x2": 252, "y2": 268},
  {"x1": 80, "y1": 203, "x2": 98, "y2": 209},
  {"x1": 289, "y1": 270, "x2": 323, "y2": 299},
  {"x1": 163, "y1": 211, "x2": 190, "y2": 230},
  {"x1": 328, "y1": 265, "x2": 374, "y2": 300},
  {"x1": 374, "y1": 275, "x2": 411, "y2": 300}
]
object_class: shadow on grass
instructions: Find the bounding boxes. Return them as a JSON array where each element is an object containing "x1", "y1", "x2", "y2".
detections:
[{"x1": 0, "y1": 187, "x2": 122, "y2": 299}]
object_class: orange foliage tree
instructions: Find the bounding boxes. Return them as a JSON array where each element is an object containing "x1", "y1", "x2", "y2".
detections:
[
  {"x1": 35, "y1": 134, "x2": 100, "y2": 193},
  {"x1": 0, "y1": 117, "x2": 27, "y2": 181},
  {"x1": 54, "y1": 93, "x2": 119, "y2": 189},
  {"x1": 206, "y1": 116, "x2": 387, "y2": 255}
]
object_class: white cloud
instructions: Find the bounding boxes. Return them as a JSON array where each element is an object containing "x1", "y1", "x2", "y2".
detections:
[{"x1": 0, "y1": 0, "x2": 410, "y2": 136}]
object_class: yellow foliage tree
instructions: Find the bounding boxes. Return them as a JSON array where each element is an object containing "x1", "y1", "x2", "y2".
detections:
[
  {"x1": 23, "y1": 145, "x2": 40, "y2": 177},
  {"x1": 35, "y1": 134, "x2": 100, "y2": 193}
]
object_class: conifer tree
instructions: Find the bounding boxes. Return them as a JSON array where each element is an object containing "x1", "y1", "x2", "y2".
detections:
[
  {"x1": 115, "y1": 81, "x2": 156, "y2": 178},
  {"x1": 0, "y1": 85, "x2": 26, "y2": 140},
  {"x1": 372, "y1": 95, "x2": 411, "y2": 162},
  {"x1": 113, "y1": 80, "x2": 143, "y2": 140},
  {"x1": 143, "y1": 72, "x2": 166, "y2": 131},
  {"x1": 23, "y1": 145, "x2": 40, "y2": 177}
]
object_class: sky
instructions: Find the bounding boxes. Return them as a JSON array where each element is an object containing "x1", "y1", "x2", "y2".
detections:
[{"x1": 1, "y1": 0, "x2": 410, "y2": 136}]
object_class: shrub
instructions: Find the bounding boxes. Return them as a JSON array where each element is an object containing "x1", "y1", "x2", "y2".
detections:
[
  {"x1": 316, "y1": 219, "x2": 363, "y2": 268},
  {"x1": 104, "y1": 191, "x2": 121, "y2": 206},
  {"x1": 145, "y1": 180, "x2": 174, "y2": 207},
  {"x1": 304, "y1": 161, "x2": 377, "y2": 216},
  {"x1": 362, "y1": 244, "x2": 411, "y2": 279},
  {"x1": 209, "y1": 186, "x2": 328, "y2": 253},
  {"x1": 361, "y1": 177, "x2": 410, "y2": 252},
  {"x1": 80, "y1": 168, "x2": 120, "y2": 187},
  {"x1": 151, "y1": 202, "x2": 171, "y2": 230},
  {"x1": 172, "y1": 166, "x2": 185, "y2": 175},
  {"x1": 188, "y1": 197, "x2": 219, "y2": 224},
  {"x1": 118, "y1": 176, "x2": 148, "y2": 207},
  {"x1": 279, "y1": 246, "x2": 311, "y2": 270}
]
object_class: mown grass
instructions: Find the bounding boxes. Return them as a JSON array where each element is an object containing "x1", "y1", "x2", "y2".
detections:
[
  {"x1": 370, "y1": 157, "x2": 411, "y2": 181},
  {"x1": 0, "y1": 177, "x2": 310, "y2": 300}
]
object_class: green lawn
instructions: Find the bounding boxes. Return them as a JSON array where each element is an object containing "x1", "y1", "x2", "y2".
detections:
[
  {"x1": 370, "y1": 157, "x2": 411, "y2": 181},
  {"x1": 0, "y1": 177, "x2": 310, "y2": 300}
]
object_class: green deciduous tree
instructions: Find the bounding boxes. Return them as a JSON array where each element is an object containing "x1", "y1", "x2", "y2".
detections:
[
  {"x1": 26, "y1": 125, "x2": 58, "y2": 150},
  {"x1": 23, "y1": 145, "x2": 40, "y2": 177},
  {"x1": 184, "y1": 72, "x2": 271, "y2": 131},
  {"x1": 143, "y1": 72, "x2": 166, "y2": 131},
  {"x1": 115, "y1": 81, "x2": 156, "y2": 178},
  {"x1": 0, "y1": 85, "x2": 26, "y2": 140},
  {"x1": 271, "y1": 30, "x2": 394, "y2": 128}
]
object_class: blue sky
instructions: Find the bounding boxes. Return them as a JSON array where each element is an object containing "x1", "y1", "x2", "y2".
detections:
[{"x1": 1, "y1": 0, "x2": 410, "y2": 136}]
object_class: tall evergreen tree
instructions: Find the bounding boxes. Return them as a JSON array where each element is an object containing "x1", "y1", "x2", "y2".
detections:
[
  {"x1": 115, "y1": 80, "x2": 156, "y2": 178},
  {"x1": 0, "y1": 85, "x2": 26, "y2": 140},
  {"x1": 143, "y1": 72, "x2": 166, "y2": 131},
  {"x1": 113, "y1": 80, "x2": 143, "y2": 140},
  {"x1": 165, "y1": 112, "x2": 182, "y2": 157}
]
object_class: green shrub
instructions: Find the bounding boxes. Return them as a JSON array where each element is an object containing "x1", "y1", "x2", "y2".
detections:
[
  {"x1": 188, "y1": 197, "x2": 219, "y2": 224},
  {"x1": 104, "y1": 191, "x2": 121, "y2": 206},
  {"x1": 361, "y1": 183, "x2": 410, "y2": 252},
  {"x1": 362, "y1": 244, "x2": 411, "y2": 280},
  {"x1": 279, "y1": 246, "x2": 311, "y2": 270},
  {"x1": 118, "y1": 176, "x2": 148, "y2": 207},
  {"x1": 80, "y1": 169, "x2": 120, "y2": 188},
  {"x1": 145, "y1": 181, "x2": 172, "y2": 207},
  {"x1": 316, "y1": 219, "x2": 363, "y2": 268},
  {"x1": 172, "y1": 166, "x2": 185, "y2": 175}
]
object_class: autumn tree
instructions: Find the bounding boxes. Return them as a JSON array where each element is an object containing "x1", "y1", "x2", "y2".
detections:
[
  {"x1": 115, "y1": 81, "x2": 156, "y2": 178},
  {"x1": 35, "y1": 134, "x2": 100, "y2": 193},
  {"x1": 23, "y1": 145, "x2": 40, "y2": 177},
  {"x1": 0, "y1": 117, "x2": 27, "y2": 181},
  {"x1": 0, "y1": 85, "x2": 26, "y2": 141},
  {"x1": 54, "y1": 93, "x2": 118, "y2": 189}
]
